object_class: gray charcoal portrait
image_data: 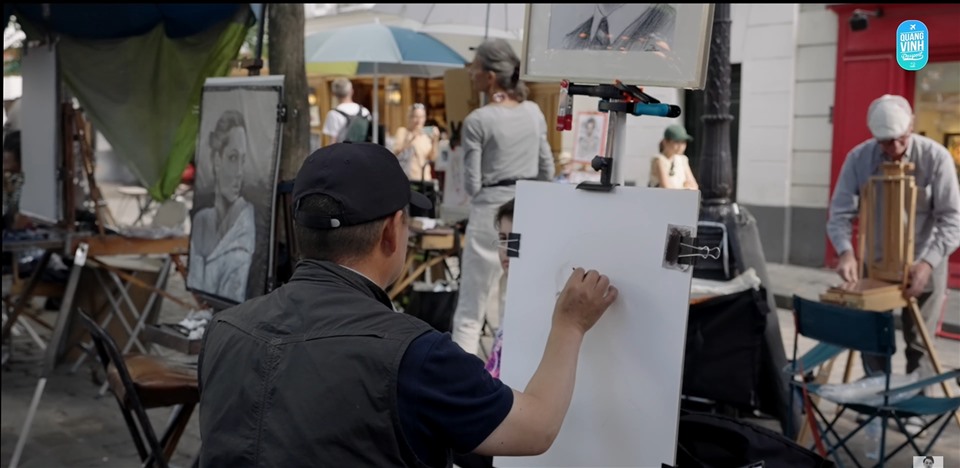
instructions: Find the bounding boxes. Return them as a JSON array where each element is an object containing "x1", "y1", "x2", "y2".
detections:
[
  {"x1": 187, "y1": 84, "x2": 281, "y2": 304},
  {"x1": 547, "y1": 4, "x2": 677, "y2": 52}
]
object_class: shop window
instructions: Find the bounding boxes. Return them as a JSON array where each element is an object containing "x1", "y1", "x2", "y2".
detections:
[{"x1": 913, "y1": 61, "x2": 960, "y2": 175}]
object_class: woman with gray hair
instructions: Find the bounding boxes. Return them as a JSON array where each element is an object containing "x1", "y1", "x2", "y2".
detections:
[{"x1": 451, "y1": 39, "x2": 555, "y2": 355}]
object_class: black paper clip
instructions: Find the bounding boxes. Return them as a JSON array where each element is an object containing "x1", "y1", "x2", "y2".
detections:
[
  {"x1": 505, "y1": 233, "x2": 521, "y2": 258},
  {"x1": 663, "y1": 225, "x2": 720, "y2": 270}
]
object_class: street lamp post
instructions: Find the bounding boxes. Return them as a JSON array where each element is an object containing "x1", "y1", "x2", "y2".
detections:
[
  {"x1": 693, "y1": 3, "x2": 797, "y2": 438},
  {"x1": 697, "y1": 3, "x2": 735, "y2": 207}
]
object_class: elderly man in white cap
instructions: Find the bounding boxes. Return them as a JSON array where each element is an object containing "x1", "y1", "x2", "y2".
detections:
[{"x1": 826, "y1": 94, "x2": 960, "y2": 430}]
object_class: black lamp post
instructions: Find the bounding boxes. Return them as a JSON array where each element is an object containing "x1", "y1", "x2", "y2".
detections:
[
  {"x1": 695, "y1": 3, "x2": 742, "y2": 282},
  {"x1": 693, "y1": 3, "x2": 797, "y2": 438},
  {"x1": 698, "y1": 3, "x2": 735, "y2": 208}
]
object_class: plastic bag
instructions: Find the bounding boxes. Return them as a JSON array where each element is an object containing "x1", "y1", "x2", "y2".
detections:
[
  {"x1": 817, "y1": 372, "x2": 920, "y2": 406},
  {"x1": 177, "y1": 309, "x2": 213, "y2": 340},
  {"x1": 690, "y1": 267, "x2": 762, "y2": 299}
]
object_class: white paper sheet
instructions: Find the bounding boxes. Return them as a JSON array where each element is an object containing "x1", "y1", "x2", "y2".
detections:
[{"x1": 497, "y1": 181, "x2": 700, "y2": 468}]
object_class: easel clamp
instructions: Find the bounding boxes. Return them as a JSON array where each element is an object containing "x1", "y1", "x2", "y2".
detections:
[
  {"x1": 557, "y1": 80, "x2": 681, "y2": 193},
  {"x1": 663, "y1": 226, "x2": 721, "y2": 268},
  {"x1": 506, "y1": 233, "x2": 521, "y2": 258}
]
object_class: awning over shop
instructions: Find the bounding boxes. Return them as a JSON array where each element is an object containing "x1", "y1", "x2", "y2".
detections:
[{"x1": 5, "y1": 4, "x2": 253, "y2": 201}]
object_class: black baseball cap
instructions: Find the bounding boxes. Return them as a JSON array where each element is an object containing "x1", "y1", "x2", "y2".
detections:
[{"x1": 293, "y1": 142, "x2": 432, "y2": 229}]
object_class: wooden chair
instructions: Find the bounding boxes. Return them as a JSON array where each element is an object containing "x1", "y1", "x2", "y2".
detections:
[{"x1": 79, "y1": 311, "x2": 199, "y2": 467}]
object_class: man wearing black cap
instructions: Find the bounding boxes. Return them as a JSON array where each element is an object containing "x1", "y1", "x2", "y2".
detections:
[{"x1": 198, "y1": 143, "x2": 619, "y2": 467}]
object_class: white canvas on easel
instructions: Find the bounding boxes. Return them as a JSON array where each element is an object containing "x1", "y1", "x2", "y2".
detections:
[
  {"x1": 19, "y1": 43, "x2": 61, "y2": 222},
  {"x1": 497, "y1": 181, "x2": 700, "y2": 468}
]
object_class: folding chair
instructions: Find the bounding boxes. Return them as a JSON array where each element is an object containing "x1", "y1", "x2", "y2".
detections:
[
  {"x1": 784, "y1": 341, "x2": 846, "y2": 445},
  {"x1": 78, "y1": 311, "x2": 199, "y2": 468},
  {"x1": 787, "y1": 296, "x2": 960, "y2": 467}
]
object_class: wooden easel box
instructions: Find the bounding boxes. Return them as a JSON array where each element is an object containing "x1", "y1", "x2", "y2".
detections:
[{"x1": 819, "y1": 278, "x2": 908, "y2": 312}]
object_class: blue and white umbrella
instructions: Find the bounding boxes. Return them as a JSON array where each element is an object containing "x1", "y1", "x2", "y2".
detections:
[
  {"x1": 369, "y1": 4, "x2": 525, "y2": 41},
  {"x1": 305, "y1": 22, "x2": 467, "y2": 144}
]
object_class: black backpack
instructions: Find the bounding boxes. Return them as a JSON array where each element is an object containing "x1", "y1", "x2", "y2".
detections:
[
  {"x1": 335, "y1": 107, "x2": 372, "y2": 143},
  {"x1": 668, "y1": 411, "x2": 835, "y2": 468}
]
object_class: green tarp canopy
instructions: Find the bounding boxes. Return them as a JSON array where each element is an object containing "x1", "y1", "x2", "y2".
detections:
[{"x1": 5, "y1": 4, "x2": 253, "y2": 200}]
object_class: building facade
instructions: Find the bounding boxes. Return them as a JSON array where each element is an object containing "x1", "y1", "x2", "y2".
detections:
[{"x1": 728, "y1": 3, "x2": 959, "y2": 287}]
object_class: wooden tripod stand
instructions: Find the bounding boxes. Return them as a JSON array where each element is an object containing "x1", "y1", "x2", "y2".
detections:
[
  {"x1": 820, "y1": 161, "x2": 959, "y2": 429},
  {"x1": 61, "y1": 103, "x2": 118, "y2": 234}
]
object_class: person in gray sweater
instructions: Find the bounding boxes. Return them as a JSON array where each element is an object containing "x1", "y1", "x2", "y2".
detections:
[
  {"x1": 827, "y1": 95, "x2": 959, "y2": 422},
  {"x1": 451, "y1": 39, "x2": 555, "y2": 355}
]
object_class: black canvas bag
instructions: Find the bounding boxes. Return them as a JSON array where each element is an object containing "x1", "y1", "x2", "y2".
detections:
[{"x1": 670, "y1": 411, "x2": 835, "y2": 468}]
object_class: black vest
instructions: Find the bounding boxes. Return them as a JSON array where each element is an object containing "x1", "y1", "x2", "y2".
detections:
[{"x1": 199, "y1": 260, "x2": 435, "y2": 467}]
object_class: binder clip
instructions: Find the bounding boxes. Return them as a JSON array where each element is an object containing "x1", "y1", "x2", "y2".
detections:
[
  {"x1": 505, "y1": 233, "x2": 521, "y2": 258},
  {"x1": 662, "y1": 225, "x2": 720, "y2": 271}
]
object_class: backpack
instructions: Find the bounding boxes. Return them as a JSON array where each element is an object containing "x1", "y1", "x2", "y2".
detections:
[
  {"x1": 335, "y1": 107, "x2": 372, "y2": 143},
  {"x1": 668, "y1": 411, "x2": 836, "y2": 468}
]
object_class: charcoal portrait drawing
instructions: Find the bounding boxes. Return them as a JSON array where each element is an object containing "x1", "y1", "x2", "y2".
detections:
[
  {"x1": 187, "y1": 78, "x2": 283, "y2": 304},
  {"x1": 188, "y1": 110, "x2": 256, "y2": 303},
  {"x1": 548, "y1": 4, "x2": 677, "y2": 52}
]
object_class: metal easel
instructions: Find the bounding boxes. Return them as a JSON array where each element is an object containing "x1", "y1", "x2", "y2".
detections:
[
  {"x1": 9, "y1": 243, "x2": 89, "y2": 468},
  {"x1": 553, "y1": 80, "x2": 720, "y2": 266}
]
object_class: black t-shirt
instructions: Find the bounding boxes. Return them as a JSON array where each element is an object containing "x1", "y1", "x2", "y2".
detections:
[{"x1": 397, "y1": 330, "x2": 514, "y2": 467}]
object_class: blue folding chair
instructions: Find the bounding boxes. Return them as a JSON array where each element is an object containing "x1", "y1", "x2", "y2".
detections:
[
  {"x1": 784, "y1": 340, "x2": 846, "y2": 439},
  {"x1": 787, "y1": 296, "x2": 960, "y2": 467}
]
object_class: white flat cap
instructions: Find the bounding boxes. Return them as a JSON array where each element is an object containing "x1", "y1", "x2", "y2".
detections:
[{"x1": 867, "y1": 94, "x2": 912, "y2": 140}]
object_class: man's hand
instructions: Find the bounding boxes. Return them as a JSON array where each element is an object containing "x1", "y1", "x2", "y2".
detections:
[
  {"x1": 553, "y1": 268, "x2": 619, "y2": 335},
  {"x1": 836, "y1": 250, "x2": 860, "y2": 283},
  {"x1": 905, "y1": 260, "x2": 933, "y2": 298},
  {"x1": 476, "y1": 267, "x2": 618, "y2": 457}
]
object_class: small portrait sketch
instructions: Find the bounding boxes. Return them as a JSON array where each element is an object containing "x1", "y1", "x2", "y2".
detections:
[
  {"x1": 548, "y1": 4, "x2": 677, "y2": 52},
  {"x1": 187, "y1": 80, "x2": 283, "y2": 304},
  {"x1": 913, "y1": 455, "x2": 943, "y2": 468},
  {"x1": 571, "y1": 112, "x2": 608, "y2": 163}
]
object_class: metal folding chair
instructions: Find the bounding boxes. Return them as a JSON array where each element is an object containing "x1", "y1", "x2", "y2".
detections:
[
  {"x1": 787, "y1": 296, "x2": 960, "y2": 467},
  {"x1": 78, "y1": 311, "x2": 199, "y2": 468}
]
